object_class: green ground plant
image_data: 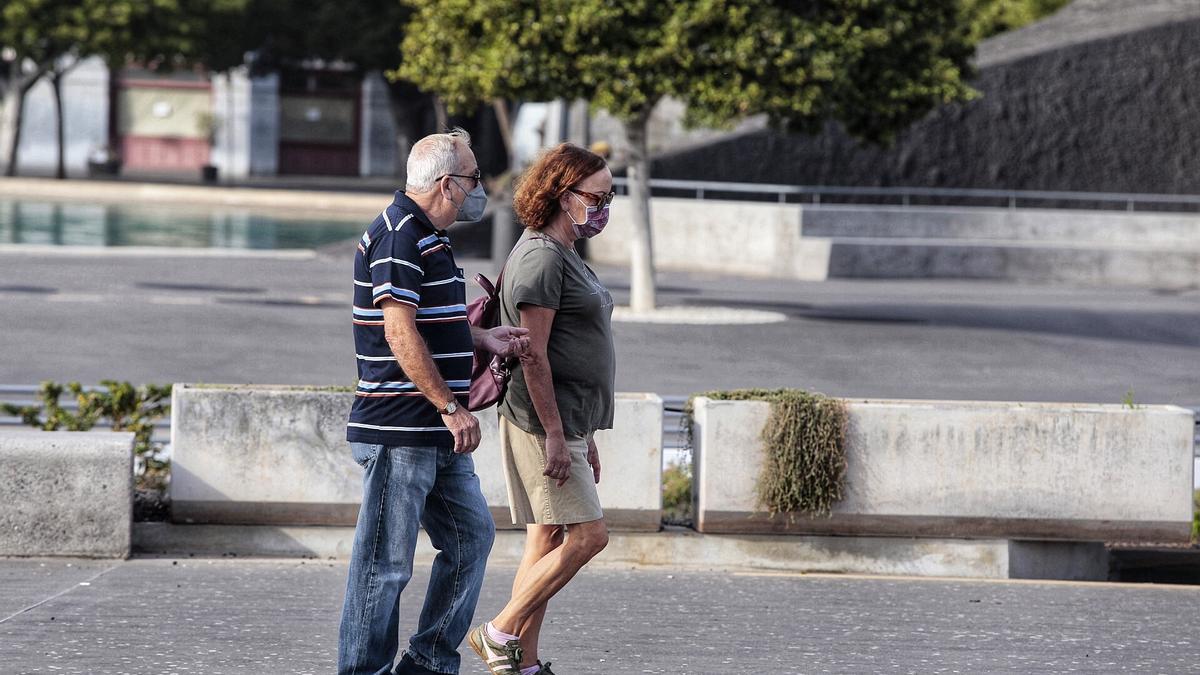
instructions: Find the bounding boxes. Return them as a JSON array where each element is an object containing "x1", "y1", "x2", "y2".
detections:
[
  {"x1": 1193, "y1": 490, "x2": 1199, "y2": 543},
  {"x1": 685, "y1": 388, "x2": 849, "y2": 518},
  {"x1": 661, "y1": 462, "x2": 693, "y2": 527},
  {"x1": 1121, "y1": 388, "x2": 1139, "y2": 410},
  {"x1": 2, "y1": 380, "x2": 172, "y2": 490}
]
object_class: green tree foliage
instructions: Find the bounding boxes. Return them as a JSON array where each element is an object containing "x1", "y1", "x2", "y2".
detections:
[
  {"x1": 229, "y1": 0, "x2": 410, "y2": 73},
  {"x1": 964, "y1": 0, "x2": 1073, "y2": 41},
  {"x1": 0, "y1": 0, "x2": 245, "y2": 177},
  {"x1": 396, "y1": 1, "x2": 980, "y2": 311}
]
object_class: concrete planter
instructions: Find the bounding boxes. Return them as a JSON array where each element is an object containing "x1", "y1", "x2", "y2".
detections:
[
  {"x1": 170, "y1": 385, "x2": 662, "y2": 531},
  {"x1": 694, "y1": 397, "x2": 1194, "y2": 542},
  {"x1": 0, "y1": 429, "x2": 134, "y2": 558},
  {"x1": 474, "y1": 393, "x2": 664, "y2": 531}
]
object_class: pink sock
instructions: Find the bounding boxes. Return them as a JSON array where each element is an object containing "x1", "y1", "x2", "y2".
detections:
[
  {"x1": 486, "y1": 621, "x2": 519, "y2": 643},
  {"x1": 520, "y1": 666, "x2": 540, "y2": 675}
]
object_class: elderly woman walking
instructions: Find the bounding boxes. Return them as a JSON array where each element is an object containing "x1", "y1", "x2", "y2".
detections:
[{"x1": 468, "y1": 143, "x2": 616, "y2": 675}]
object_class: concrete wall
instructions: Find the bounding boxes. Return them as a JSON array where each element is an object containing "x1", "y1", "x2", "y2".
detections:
[
  {"x1": 169, "y1": 385, "x2": 663, "y2": 531},
  {"x1": 693, "y1": 397, "x2": 1194, "y2": 542},
  {"x1": 589, "y1": 198, "x2": 1200, "y2": 286},
  {"x1": 0, "y1": 430, "x2": 134, "y2": 558},
  {"x1": 800, "y1": 205, "x2": 1200, "y2": 246},
  {"x1": 590, "y1": 197, "x2": 831, "y2": 281},
  {"x1": 15, "y1": 57, "x2": 109, "y2": 177}
]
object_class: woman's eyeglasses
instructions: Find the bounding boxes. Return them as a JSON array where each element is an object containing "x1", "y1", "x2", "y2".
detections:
[{"x1": 568, "y1": 187, "x2": 615, "y2": 208}]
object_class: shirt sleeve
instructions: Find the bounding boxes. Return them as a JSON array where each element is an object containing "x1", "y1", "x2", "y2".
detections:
[
  {"x1": 368, "y1": 230, "x2": 424, "y2": 308},
  {"x1": 509, "y1": 245, "x2": 564, "y2": 311}
]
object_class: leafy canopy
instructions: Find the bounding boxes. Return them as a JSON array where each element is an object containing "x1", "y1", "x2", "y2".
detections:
[
  {"x1": 0, "y1": 0, "x2": 248, "y2": 71},
  {"x1": 397, "y1": 0, "x2": 980, "y2": 144}
]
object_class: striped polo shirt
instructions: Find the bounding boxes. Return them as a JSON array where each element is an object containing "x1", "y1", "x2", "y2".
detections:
[{"x1": 346, "y1": 191, "x2": 472, "y2": 447}]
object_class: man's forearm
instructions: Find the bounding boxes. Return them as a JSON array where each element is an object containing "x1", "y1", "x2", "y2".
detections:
[{"x1": 387, "y1": 324, "x2": 455, "y2": 407}]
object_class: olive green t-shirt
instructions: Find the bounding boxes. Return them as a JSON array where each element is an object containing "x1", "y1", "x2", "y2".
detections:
[{"x1": 497, "y1": 230, "x2": 616, "y2": 438}]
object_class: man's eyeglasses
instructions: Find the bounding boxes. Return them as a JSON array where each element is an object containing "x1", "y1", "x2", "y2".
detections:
[
  {"x1": 568, "y1": 187, "x2": 615, "y2": 208},
  {"x1": 440, "y1": 168, "x2": 482, "y2": 189}
]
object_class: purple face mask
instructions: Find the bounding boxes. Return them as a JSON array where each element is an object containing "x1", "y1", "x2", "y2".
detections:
[{"x1": 567, "y1": 191, "x2": 610, "y2": 239}]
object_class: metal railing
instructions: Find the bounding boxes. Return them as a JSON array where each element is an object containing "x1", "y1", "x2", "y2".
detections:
[{"x1": 612, "y1": 177, "x2": 1200, "y2": 212}]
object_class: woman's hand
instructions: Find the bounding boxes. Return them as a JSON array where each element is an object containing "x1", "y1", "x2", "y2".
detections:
[
  {"x1": 586, "y1": 436, "x2": 601, "y2": 484},
  {"x1": 544, "y1": 433, "x2": 572, "y2": 487}
]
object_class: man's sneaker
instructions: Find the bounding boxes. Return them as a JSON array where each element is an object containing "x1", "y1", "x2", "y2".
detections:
[
  {"x1": 467, "y1": 622, "x2": 523, "y2": 674},
  {"x1": 536, "y1": 662, "x2": 556, "y2": 674}
]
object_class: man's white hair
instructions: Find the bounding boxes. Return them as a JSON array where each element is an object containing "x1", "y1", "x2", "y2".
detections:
[{"x1": 406, "y1": 127, "x2": 472, "y2": 193}]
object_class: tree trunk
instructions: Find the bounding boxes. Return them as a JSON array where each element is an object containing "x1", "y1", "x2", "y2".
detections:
[
  {"x1": 624, "y1": 113, "x2": 657, "y2": 312},
  {"x1": 3, "y1": 61, "x2": 50, "y2": 177},
  {"x1": 0, "y1": 87, "x2": 19, "y2": 176},
  {"x1": 489, "y1": 99, "x2": 521, "y2": 272},
  {"x1": 50, "y1": 73, "x2": 65, "y2": 179},
  {"x1": 4, "y1": 84, "x2": 28, "y2": 177},
  {"x1": 433, "y1": 96, "x2": 448, "y2": 131},
  {"x1": 384, "y1": 83, "x2": 427, "y2": 183}
]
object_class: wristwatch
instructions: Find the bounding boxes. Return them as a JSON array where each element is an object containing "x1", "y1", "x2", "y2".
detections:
[{"x1": 437, "y1": 399, "x2": 458, "y2": 415}]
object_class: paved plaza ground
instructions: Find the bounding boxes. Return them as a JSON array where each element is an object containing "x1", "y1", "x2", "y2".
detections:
[
  {"x1": 2, "y1": 556, "x2": 1199, "y2": 674},
  {"x1": 0, "y1": 245, "x2": 1197, "y2": 408}
]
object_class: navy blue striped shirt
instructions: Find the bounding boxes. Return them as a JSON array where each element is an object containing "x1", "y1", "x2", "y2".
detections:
[{"x1": 346, "y1": 192, "x2": 472, "y2": 447}]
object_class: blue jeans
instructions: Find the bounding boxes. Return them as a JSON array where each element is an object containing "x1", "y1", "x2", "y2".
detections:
[{"x1": 338, "y1": 443, "x2": 496, "y2": 675}]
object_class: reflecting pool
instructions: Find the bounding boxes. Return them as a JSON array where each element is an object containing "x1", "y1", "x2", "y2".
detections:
[{"x1": 0, "y1": 199, "x2": 365, "y2": 250}]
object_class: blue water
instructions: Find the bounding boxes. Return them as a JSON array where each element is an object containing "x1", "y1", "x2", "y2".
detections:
[{"x1": 0, "y1": 199, "x2": 365, "y2": 250}]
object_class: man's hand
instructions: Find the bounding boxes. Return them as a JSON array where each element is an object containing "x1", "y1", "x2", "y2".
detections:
[
  {"x1": 543, "y1": 433, "x2": 572, "y2": 487},
  {"x1": 442, "y1": 406, "x2": 481, "y2": 454},
  {"x1": 586, "y1": 436, "x2": 601, "y2": 484},
  {"x1": 479, "y1": 325, "x2": 531, "y2": 358}
]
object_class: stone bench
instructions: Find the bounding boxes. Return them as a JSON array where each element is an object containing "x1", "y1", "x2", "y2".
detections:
[
  {"x1": 169, "y1": 385, "x2": 662, "y2": 531},
  {"x1": 0, "y1": 429, "x2": 134, "y2": 558}
]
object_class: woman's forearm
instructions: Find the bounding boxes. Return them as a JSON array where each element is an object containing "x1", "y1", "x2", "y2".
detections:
[{"x1": 522, "y1": 350, "x2": 565, "y2": 439}]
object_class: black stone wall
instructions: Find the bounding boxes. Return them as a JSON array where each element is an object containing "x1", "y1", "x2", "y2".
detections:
[{"x1": 651, "y1": 17, "x2": 1200, "y2": 195}]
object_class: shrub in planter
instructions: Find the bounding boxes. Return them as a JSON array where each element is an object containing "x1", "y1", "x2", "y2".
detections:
[{"x1": 687, "y1": 388, "x2": 848, "y2": 517}]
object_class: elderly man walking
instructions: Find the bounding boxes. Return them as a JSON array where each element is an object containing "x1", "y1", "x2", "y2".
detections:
[{"x1": 339, "y1": 128, "x2": 529, "y2": 675}]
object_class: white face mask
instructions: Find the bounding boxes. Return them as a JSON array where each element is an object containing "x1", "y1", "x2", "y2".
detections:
[{"x1": 451, "y1": 181, "x2": 488, "y2": 223}]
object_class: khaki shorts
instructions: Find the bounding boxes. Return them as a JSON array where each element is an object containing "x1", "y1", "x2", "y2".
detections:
[{"x1": 499, "y1": 415, "x2": 604, "y2": 525}]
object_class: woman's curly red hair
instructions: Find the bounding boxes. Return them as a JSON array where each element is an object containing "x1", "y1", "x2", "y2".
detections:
[{"x1": 513, "y1": 143, "x2": 607, "y2": 230}]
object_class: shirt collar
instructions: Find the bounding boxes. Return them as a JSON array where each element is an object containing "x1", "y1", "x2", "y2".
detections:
[{"x1": 392, "y1": 191, "x2": 444, "y2": 235}]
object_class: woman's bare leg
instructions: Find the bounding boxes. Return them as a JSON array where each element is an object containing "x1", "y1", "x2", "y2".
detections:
[
  {"x1": 491, "y1": 519, "x2": 608, "y2": 641},
  {"x1": 508, "y1": 524, "x2": 565, "y2": 667}
]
